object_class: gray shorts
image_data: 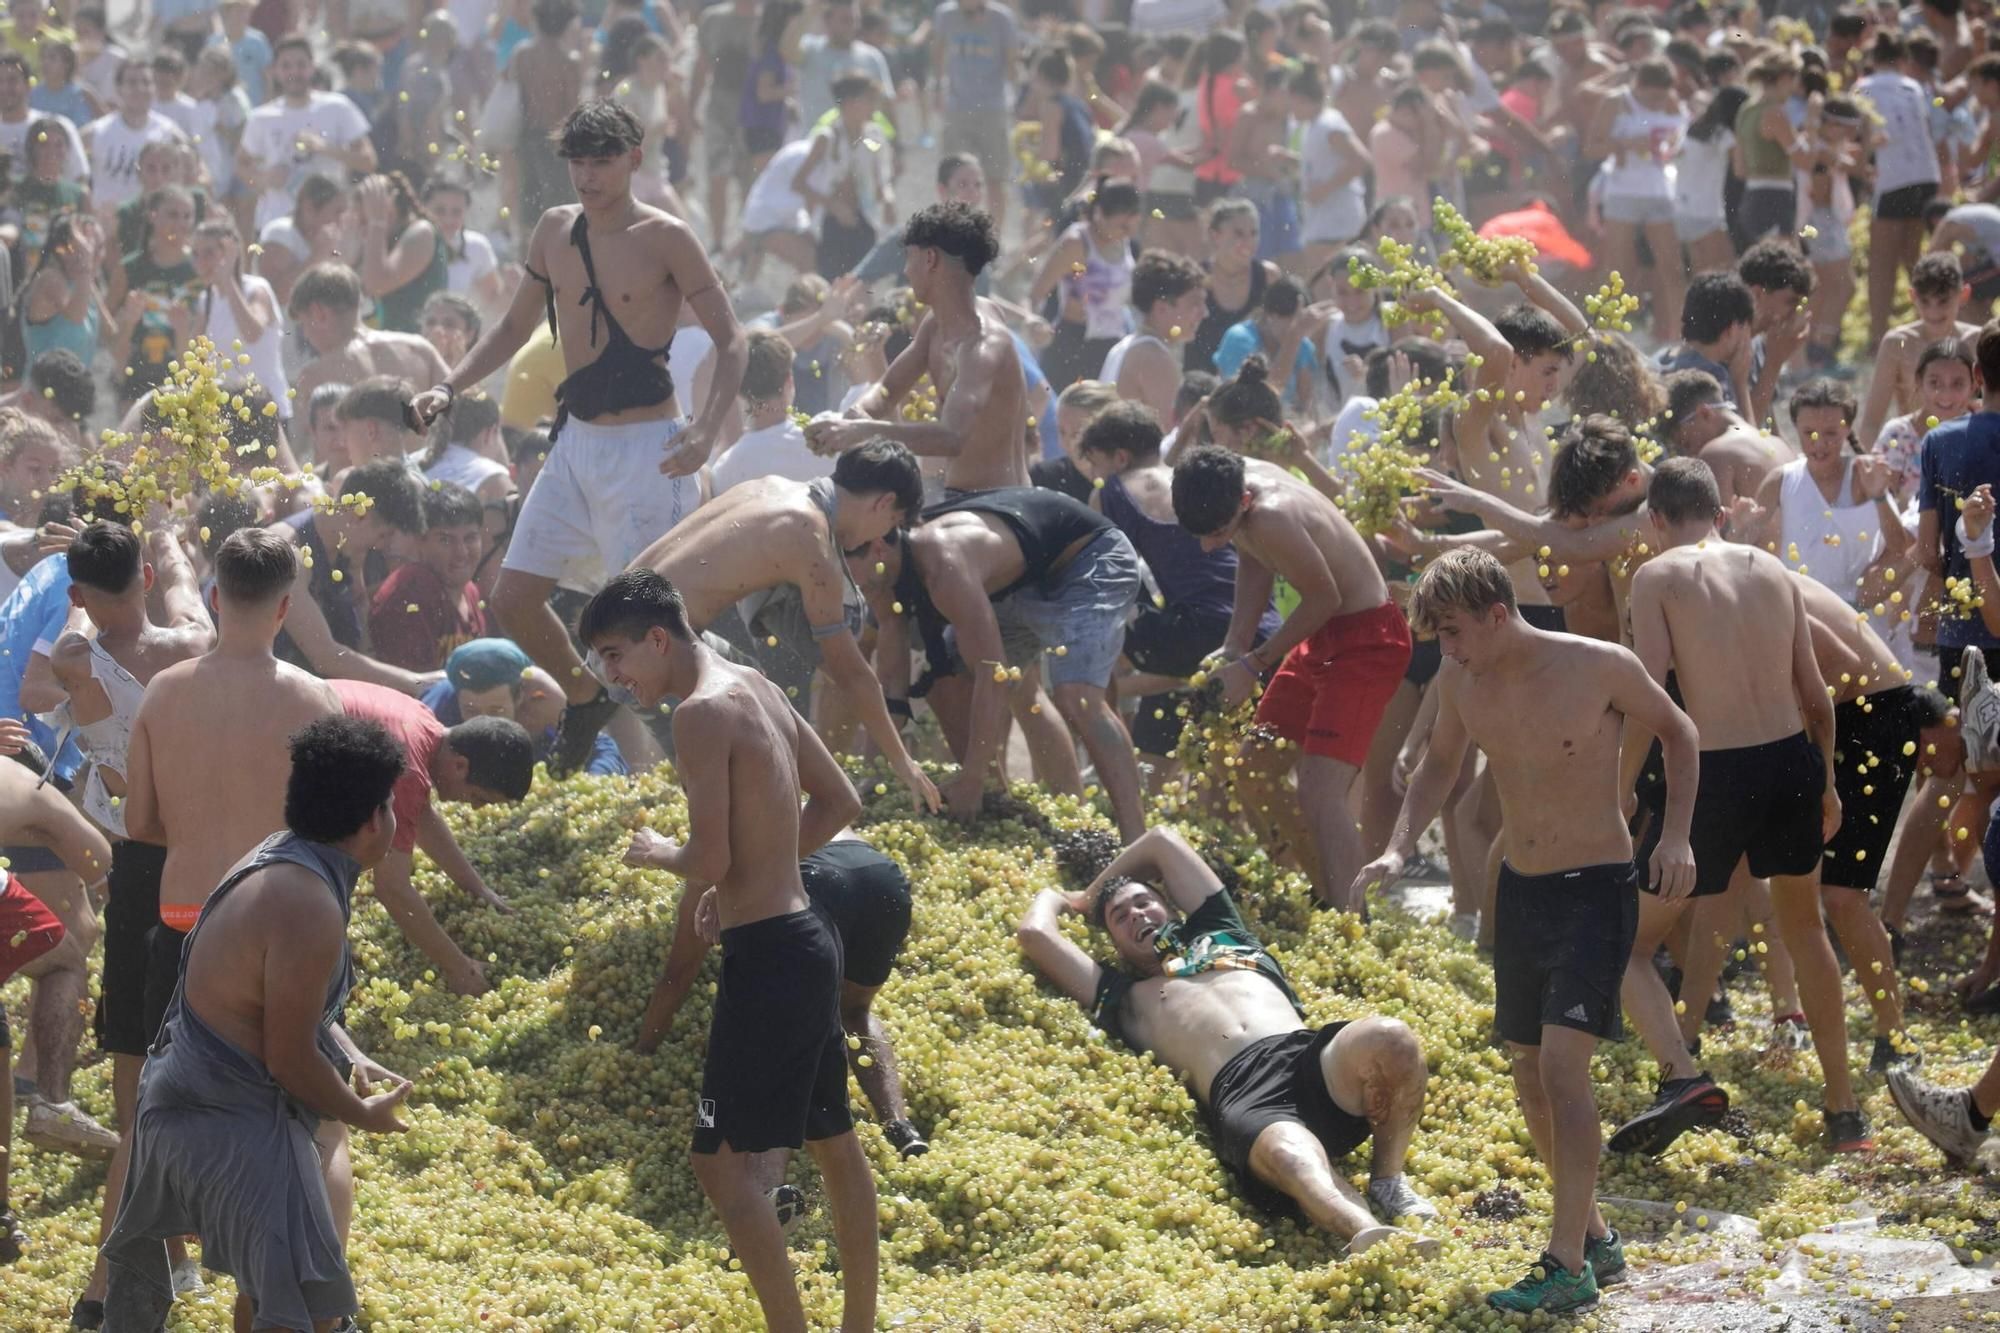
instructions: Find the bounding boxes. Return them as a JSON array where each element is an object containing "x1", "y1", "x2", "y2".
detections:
[
  {"x1": 991, "y1": 530, "x2": 1141, "y2": 690},
  {"x1": 1674, "y1": 213, "x2": 1728, "y2": 243},
  {"x1": 710, "y1": 583, "x2": 864, "y2": 703},
  {"x1": 703, "y1": 105, "x2": 748, "y2": 178},
  {"x1": 1806, "y1": 208, "x2": 1851, "y2": 260},
  {"x1": 1603, "y1": 194, "x2": 1675, "y2": 226}
]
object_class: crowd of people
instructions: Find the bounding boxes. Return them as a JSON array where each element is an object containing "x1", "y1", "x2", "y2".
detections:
[{"x1": 10, "y1": 0, "x2": 2000, "y2": 1326}]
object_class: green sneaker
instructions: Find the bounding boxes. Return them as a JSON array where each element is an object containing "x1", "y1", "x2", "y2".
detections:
[
  {"x1": 1586, "y1": 1229, "x2": 1627, "y2": 1287},
  {"x1": 1486, "y1": 1252, "x2": 1600, "y2": 1314}
]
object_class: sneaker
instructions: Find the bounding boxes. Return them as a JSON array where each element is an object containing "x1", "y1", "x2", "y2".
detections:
[
  {"x1": 171, "y1": 1254, "x2": 205, "y2": 1296},
  {"x1": 1870, "y1": 1034, "x2": 1920, "y2": 1075},
  {"x1": 1887, "y1": 1069, "x2": 1990, "y2": 1166},
  {"x1": 1772, "y1": 1013, "x2": 1813, "y2": 1051},
  {"x1": 24, "y1": 1099, "x2": 119, "y2": 1158},
  {"x1": 1366, "y1": 1174, "x2": 1439, "y2": 1222},
  {"x1": 768, "y1": 1184, "x2": 807, "y2": 1236},
  {"x1": 1706, "y1": 988, "x2": 1736, "y2": 1027},
  {"x1": 0, "y1": 1209, "x2": 22, "y2": 1264},
  {"x1": 68, "y1": 1300, "x2": 103, "y2": 1329},
  {"x1": 1487, "y1": 1252, "x2": 1600, "y2": 1314},
  {"x1": 883, "y1": 1118, "x2": 929, "y2": 1159},
  {"x1": 1586, "y1": 1228, "x2": 1627, "y2": 1287},
  {"x1": 550, "y1": 689, "x2": 620, "y2": 776},
  {"x1": 1825, "y1": 1108, "x2": 1874, "y2": 1153},
  {"x1": 1607, "y1": 1074, "x2": 1730, "y2": 1155}
]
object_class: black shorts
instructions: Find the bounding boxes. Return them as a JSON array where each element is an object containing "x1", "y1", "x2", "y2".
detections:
[
  {"x1": 1202, "y1": 1023, "x2": 1370, "y2": 1216},
  {"x1": 1669, "y1": 731, "x2": 1828, "y2": 898},
  {"x1": 1145, "y1": 191, "x2": 1197, "y2": 222},
  {"x1": 1194, "y1": 179, "x2": 1234, "y2": 207},
  {"x1": 95, "y1": 841, "x2": 168, "y2": 1057},
  {"x1": 0, "y1": 844, "x2": 66, "y2": 874},
  {"x1": 800, "y1": 841, "x2": 911, "y2": 989},
  {"x1": 1520, "y1": 604, "x2": 1566, "y2": 633},
  {"x1": 1404, "y1": 634, "x2": 1442, "y2": 687},
  {"x1": 691, "y1": 907, "x2": 852, "y2": 1154},
  {"x1": 1823, "y1": 686, "x2": 1925, "y2": 890},
  {"x1": 1968, "y1": 260, "x2": 2000, "y2": 305},
  {"x1": 1740, "y1": 185, "x2": 1797, "y2": 243},
  {"x1": 1124, "y1": 602, "x2": 1234, "y2": 756},
  {"x1": 1493, "y1": 861, "x2": 1637, "y2": 1046},
  {"x1": 1877, "y1": 182, "x2": 1938, "y2": 222},
  {"x1": 743, "y1": 124, "x2": 784, "y2": 156},
  {"x1": 142, "y1": 920, "x2": 190, "y2": 1056}
]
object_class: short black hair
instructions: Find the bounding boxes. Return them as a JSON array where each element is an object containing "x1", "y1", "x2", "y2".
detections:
[
  {"x1": 1209, "y1": 355, "x2": 1283, "y2": 429},
  {"x1": 1495, "y1": 304, "x2": 1573, "y2": 361},
  {"x1": 902, "y1": 203, "x2": 1001, "y2": 277},
  {"x1": 445, "y1": 390, "x2": 501, "y2": 447},
  {"x1": 1648, "y1": 455, "x2": 1722, "y2": 525},
  {"x1": 1919, "y1": 336, "x2": 1976, "y2": 382},
  {"x1": 1738, "y1": 239, "x2": 1814, "y2": 297},
  {"x1": 1172, "y1": 444, "x2": 1248, "y2": 536},
  {"x1": 1078, "y1": 400, "x2": 1164, "y2": 460},
  {"x1": 832, "y1": 438, "x2": 923, "y2": 517},
  {"x1": 216, "y1": 526, "x2": 297, "y2": 602},
  {"x1": 29, "y1": 349, "x2": 94, "y2": 422},
  {"x1": 741, "y1": 330, "x2": 795, "y2": 402},
  {"x1": 445, "y1": 716, "x2": 535, "y2": 801},
  {"x1": 421, "y1": 480, "x2": 483, "y2": 531},
  {"x1": 831, "y1": 70, "x2": 879, "y2": 103},
  {"x1": 577, "y1": 568, "x2": 693, "y2": 645},
  {"x1": 1365, "y1": 337, "x2": 1452, "y2": 398},
  {"x1": 67, "y1": 520, "x2": 141, "y2": 594},
  {"x1": 336, "y1": 375, "x2": 413, "y2": 430},
  {"x1": 340, "y1": 456, "x2": 427, "y2": 535},
  {"x1": 1548, "y1": 416, "x2": 1640, "y2": 519},
  {"x1": 1788, "y1": 376, "x2": 1858, "y2": 427},
  {"x1": 289, "y1": 262, "x2": 365, "y2": 319},
  {"x1": 1663, "y1": 368, "x2": 1725, "y2": 428},
  {"x1": 1175, "y1": 371, "x2": 1219, "y2": 418},
  {"x1": 1681, "y1": 271, "x2": 1755, "y2": 344},
  {"x1": 1131, "y1": 249, "x2": 1205, "y2": 316},
  {"x1": 555, "y1": 97, "x2": 642, "y2": 158},
  {"x1": 936, "y1": 151, "x2": 979, "y2": 189},
  {"x1": 1912, "y1": 251, "x2": 1964, "y2": 300},
  {"x1": 285, "y1": 716, "x2": 407, "y2": 844},
  {"x1": 531, "y1": 0, "x2": 576, "y2": 36},
  {"x1": 420, "y1": 290, "x2": 481, "y2": 342},
  {"x1": 1261, "y1": 275, "x2": 1305, "y2": 319},
  {"x1": 195, "y1": 489, "x2": 259, "y2": 560}
]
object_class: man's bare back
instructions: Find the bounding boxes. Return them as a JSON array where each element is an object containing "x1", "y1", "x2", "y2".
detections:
[
  {"x1": 626, "y1": 479, "x2": 840, "y2": 627},
  {"x1": 1441, "y1": 634, "x2": 1639, "y2": 873},
  {"x1": 180, "y1": 860, "x2": 338, "y2": 1062},
  {"x1": 294, "y1": 330, "x2": 448, "y2": 406},
  {"x1": 1796, "y1": 572, "x2": 1909, "y2": 702},
  {"x1": 1701, "y1": 424, "x2": 1793, "y2": 511},
  {"x1": 909, "y1": 302, "x2": 1029, "y2": 492},
  {"x1": 1238, "y1": 461, "x2": 1388, "y2": 611},
  {"x1": 137, "y1": 654, "x2": 339, "y2": 910},
  {"x1": 676, "y1": 657, "x2": 811, "y2": 929},
  {"x1": 1630, "y1": 542, "x2": 1809, "y2": 748}
]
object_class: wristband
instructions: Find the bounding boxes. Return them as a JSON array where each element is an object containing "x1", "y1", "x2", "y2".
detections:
[
  {"x1": 1960, "y1": 514, "x2": 1996, "y2": 561},
  {"x1": 434, "y1": 383, "x2": 458, "y2": 407},
  {"x1": 886, "y1": 697, "x2": 913, "y2": 720},
  {"x1": 1237, "y1": 652, "x2": 1266, "y2": 679}
]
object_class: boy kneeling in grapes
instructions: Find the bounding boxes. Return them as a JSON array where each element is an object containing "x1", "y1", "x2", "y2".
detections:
[{"x1": 1017, "y1": 825, "x2": 1438, "y2": 1257}]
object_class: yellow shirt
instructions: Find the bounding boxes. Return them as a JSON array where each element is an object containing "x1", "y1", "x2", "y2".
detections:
[
  {"x1": 3, "y1": 21, "x2": 76, "y2": 77},
  {"x1": 500, "y1": 322, "x2": 563, "y2": 431}
]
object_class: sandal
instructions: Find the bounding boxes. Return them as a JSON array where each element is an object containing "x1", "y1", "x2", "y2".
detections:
[{"x1": 1932, "y1": 872, "x2": 1983, "y2": 915}]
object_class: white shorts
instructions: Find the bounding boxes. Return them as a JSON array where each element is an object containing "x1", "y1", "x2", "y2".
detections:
[{"x1": 501, "y1": 415, "x2": 700, "y2": 581}]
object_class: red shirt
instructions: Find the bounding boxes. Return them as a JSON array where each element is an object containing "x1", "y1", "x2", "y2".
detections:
[
  {"x1": 331, "y1": 678, "x2": 443, "y2": 854},
  {"x1": 368, "y1": 562, "x2": 487, "y2": 673}
]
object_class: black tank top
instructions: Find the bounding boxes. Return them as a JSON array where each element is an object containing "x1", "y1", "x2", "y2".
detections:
[
  {"x1": 1185, "y1": 261, "x2": 1268, "y2": 376},
  {"x1": 525, "y1": 213, "x2": 675, "y2": 439},
  {"x1": 924, "y1": 486, "x2": 1113, "y2": 599}
]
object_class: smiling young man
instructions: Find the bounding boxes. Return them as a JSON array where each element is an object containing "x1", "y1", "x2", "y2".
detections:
[
  {"x1": 1354, "y1": 547, "x2": 1699, "y2": 1314},
  {"x1": 577, "y1": 568, "x2": 876, "y2": 1333},
  {"x1": 409, "y1": 98, "x2": 748, "y2": 774}
]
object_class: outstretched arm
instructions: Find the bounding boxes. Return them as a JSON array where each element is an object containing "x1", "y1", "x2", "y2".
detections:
[
  {"x1": 369, "y1": 849, "x2": 488, "y2": 995},
  {"x1": 413, "y1": 802, "x2": 509, "y2": 911},
  {"x1": 1016, "y1": 889, "x2": 1105, "y2": 1008},
  {"x1": 1420, "y1": 467, "x2": 1647, "y2": 563}
]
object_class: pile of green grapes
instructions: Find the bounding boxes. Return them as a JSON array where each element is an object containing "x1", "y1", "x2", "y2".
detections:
[{"x1": 10, "y1": 766, "x2": 2000, "y2": 1330}]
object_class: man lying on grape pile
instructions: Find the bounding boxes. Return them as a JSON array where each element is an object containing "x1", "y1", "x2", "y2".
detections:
[
  {"x1": 1016, "y1": 824, "x2": 1439, "y2": 1259},
  {"x1": 102, "y1": 716, "x2": 416, "y2": 1333},
  {"x1": 618, "y1": 439, "x2": 939, "y2": 814},
  {"x1": 580, "y1": 569, "x2": 878, "y2": 1333}
]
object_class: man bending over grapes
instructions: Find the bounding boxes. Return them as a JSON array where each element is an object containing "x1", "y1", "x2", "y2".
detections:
[
  {"x1": 1016, "y1": 824, "x2": 1438, "y2": 1257},
  {"x1": 579, "y1": 569, "x2": 876, "y2": 1333}
]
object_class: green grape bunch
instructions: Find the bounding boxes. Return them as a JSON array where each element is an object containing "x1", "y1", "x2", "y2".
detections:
[{"x1": 1431, "y1": 199, "x2": 1538, "y2": 286}]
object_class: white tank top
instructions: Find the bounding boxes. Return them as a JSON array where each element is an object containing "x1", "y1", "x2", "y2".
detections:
[
  {"x1": 1061, "y1": 224, "x2": 1136, "y2": 342},
  {"x1": 1602, "y1": 92, "x2": 1686, "y2": 200},
  {"x1": 1777, "y1": 456, "x2": 1883, "y2": 606},
  {"x1": 203, "y1": 273, "x2": 291, "y2": 420},
  {"x1": 1100, "y1": 331, "x2": 1166, "y2": 385},
  {"x1": 57, "y1": 641, "x2": 146, "y2": 837}
]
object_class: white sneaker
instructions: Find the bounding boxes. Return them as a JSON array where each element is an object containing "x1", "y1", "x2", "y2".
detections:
[
  {"x1": 22, "y1": 1100, "x2": 119, "y2": 1158},
  {"x1": 1366, "y1": 1174, "x2": 1439, "y2": 1223},
  {"x1": 170, "y1": 1255, "x2": 205, "y2": 1296},
  {"x1": 1887, "y1": 1068, "x2": 1991, "y2": 1167}
]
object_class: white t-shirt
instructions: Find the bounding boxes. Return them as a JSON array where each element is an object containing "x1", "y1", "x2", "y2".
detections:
[
  {"x1": 156, "y1": 91, "x2": 202, "y2": 139},
  {"x1": 424, "y1": 441, "x2": 511, "y2": 494},
  {"x1": 741, "y1": 138, "x2": 815, "y2": 237},
  {"x1": 1856, "y1": 71, "x2": 1941, "y2": 197},
  {"x1": 1674, "y1": 128, "x2": 1733, "y2": 222},
  {"x1": 240, "y1": 92, "x2": 373, "y2": 230},
  {"x1": 710, "y1": 421, "x2": 832, "y2": 493},
  {"x1": 83, "y1": 109, "x2": 185, "y2": 211},
  {"x1": 667, "y1": 323, "x2": 713, "y2": 413},
  {"x1": 1128, "y1": 0, "x2": 1226, "y2": 35},
  {"x1": 1299, "y1": 107, "x2": 1367, "y2": 246},
  {"x1": 445, "y1": 0, "x2": 494, "y2": 50},
  {"x1": 1319, "y1": 312, "x2": 1385, "y2": 408},
  {"x1": 201, "y1": 273, "x2": 290, "y2": 417},
  {"x1": 445, "y1": 229, "x2": 498, "y2": 292},
  {"x1": 0, "y1": 110, "x2": 88, "y2": 184},
  {"x1": 256, "y1": 214, "x2": 310, "y2": 264}
]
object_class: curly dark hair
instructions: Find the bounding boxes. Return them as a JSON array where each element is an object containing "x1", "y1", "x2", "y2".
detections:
[
  {"x1": 901, "y1": 203, "x2": 1001, "y2": 277},
  {"x1": 340, "y1": 456, "x2": 428, "y2": 536},
  {"x1": 1548, "y1": 415, "x2": 1639, "y2": 519},
  {"x1": 285, "y1": 716, "x2": 407, "y2": 845},
  {"x1": 1172, "y1": 443, "x2": 1249, "y2": 537},
  {"x1": 555, "y1": 97, "x2": 643, "y2": 159}
]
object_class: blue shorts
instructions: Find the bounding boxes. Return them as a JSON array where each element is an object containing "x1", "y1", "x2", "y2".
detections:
[{"x1": 987, "y1": 530, "x2": 1140, "y2": 690}]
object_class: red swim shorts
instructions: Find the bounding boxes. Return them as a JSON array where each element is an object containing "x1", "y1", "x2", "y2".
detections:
[
  {"x1": 0, "y1": 873, "x2": 65, "y2": 984},
  {"x1": 1255, "y1": 600, "x2": 1412, "y2": 766}
]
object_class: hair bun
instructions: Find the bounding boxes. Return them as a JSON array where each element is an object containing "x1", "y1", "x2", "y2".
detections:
[{"x1": 1236, "y1": 355, "x2": 1271, "y2": 387}]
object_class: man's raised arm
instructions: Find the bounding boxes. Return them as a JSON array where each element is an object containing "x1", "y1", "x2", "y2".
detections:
[
  {"x1": 1082, "y1": 826, "x2": 1223, "y2": 916},
  {"x1": 410, "y1": 215, "x2": 561, "y2": 425},
  {"x1": 1016, "y1": 889, "x2": 1105, "y2": 1009}
]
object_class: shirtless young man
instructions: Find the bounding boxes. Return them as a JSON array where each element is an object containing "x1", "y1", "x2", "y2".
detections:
[
  {"x1": 577, "y1": 569, "x2": 876, "y2": 1333},
  {"x1": 1612, "y1": 459, "x2": 1869, "y2": 1154},
  {"x1": 47, "y1": 521, "x2": 213, "y2": 1324},
  {"x1": 848, "y1": 486, "x2": 1146, "y2": 838},
  {"x1": 621, "y1": 441, "x2": 939, "y2": 811},
  {"x1": 288, "y1": 263, "x2": 450, "y2": 408},
  {"x1": 1353, "y1": 548, "x2": 1698, "y2": 1315},
  {"x1": 409, "y1": 99, "x2": 748, "y2": 772},
  {"x1": 1662, "y1": 369, "x2": 1796, "y2": 515},
  {"x1": 1171, "y1": 439, "x2": 1410, "y2": 912},
  {"x1": 102, "y1": 716, "x2": 415, "y2": 1333},
  {"x1": 804, "y1": 203, "x2": 1030, "y2": 497},
  {"x1": 1855, "y1": 252, "x2": 1984, "y2": 447},
  {"x1": 1018, "y1": 825, "x2": 1438, "y2": 1255}
]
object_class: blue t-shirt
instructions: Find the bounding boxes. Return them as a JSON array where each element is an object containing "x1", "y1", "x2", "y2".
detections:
[
  {"x1": 421, "y1": 678, "x2": 628, "y2": 777},
  {"x1": 27, "y1": 82, "x2": 92, "y2": 127},
  {"x1": 0, "y1": 555, "x2": 81, "y2": 776},
  {"x1": 212, "y1": 28, "x2": 273, "y2": 105},
  {"x1": 1213, "y1": 320, "x2": 1319, "y2": 401},
  {"x1": 1919, "y1": 411, "x2": 2000, "y2": 650},
  {"x1": 934, "y1": 1, "x2": 1019, "y2": 114},
  {"x1": 1007, "y1": 329, "x2": 1060, "y2": 460}
]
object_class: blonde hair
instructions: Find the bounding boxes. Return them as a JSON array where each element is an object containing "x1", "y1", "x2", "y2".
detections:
[
  {"x1": 1408, "y1": 547, "x2": 1516, "y2": 634},
  {"x1": 1058, "y1": 379, "x2": 1119, "y2": 419}
]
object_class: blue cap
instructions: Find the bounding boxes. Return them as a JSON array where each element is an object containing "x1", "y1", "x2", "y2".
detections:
[{"x1": 445, "y1": 638, "x2": 533, "y2": 695}]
